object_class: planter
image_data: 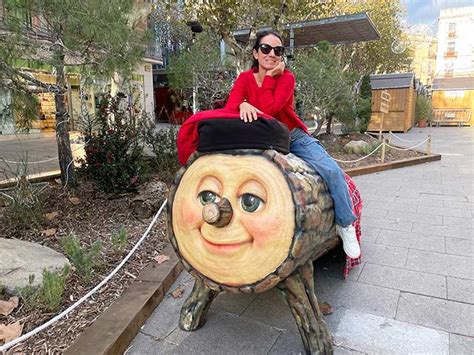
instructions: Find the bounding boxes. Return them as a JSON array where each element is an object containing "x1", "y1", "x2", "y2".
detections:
[{"x1": 418, "y1": 119, "x2": 427, "y2": 128}]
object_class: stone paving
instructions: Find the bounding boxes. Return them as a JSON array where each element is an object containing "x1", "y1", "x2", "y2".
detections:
[
  {"x1": 128, "y1": 127, "x2": 474, "y2": 354},
  {"x1": 0, "y1": 132, "x2": 85, "y2": 181}
]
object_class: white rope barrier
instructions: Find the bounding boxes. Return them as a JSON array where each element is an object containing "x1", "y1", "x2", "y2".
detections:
[
  {"x1": 333, "y1": 142, "x2": 384, "y2": 163},
  {"x1": 389, "y1": 132, "x2": 428, "y2": 144},
  {"x1": 0, "y1": 199, "x2": 168, "y2": 353},
  {"x1": 1, "y1": 140, "x2": 88, "y2": 165},
  {"x1": 385, "y1": 137, "x2": 429, "y2": 151}
]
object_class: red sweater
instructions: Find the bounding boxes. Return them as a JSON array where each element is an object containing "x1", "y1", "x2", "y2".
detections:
[{"x1": 224, "y1": 68, "x2": 308, "y2": 133}]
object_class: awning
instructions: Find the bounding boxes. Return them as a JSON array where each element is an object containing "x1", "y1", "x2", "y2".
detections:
[
  {"x1": 370, "y1": 73, "x2": 416, "y2": 90},
  {"x1": 234, "y1": 12, "x2": 380, "y2": 49},
  {"x1": 432, "y1": 77, "x2": 474, "y2": 91}
]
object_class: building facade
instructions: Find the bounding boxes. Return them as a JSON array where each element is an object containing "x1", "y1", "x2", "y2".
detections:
[
  {"x1": 435, "y1": 6, "x2": 474, "y2": 78},
  {"x1": 409, "y1": 34, "x2": 437, "y2": 88},
  {"x1": 432, "y1": 6, "x2": 474, "y2": 126}
]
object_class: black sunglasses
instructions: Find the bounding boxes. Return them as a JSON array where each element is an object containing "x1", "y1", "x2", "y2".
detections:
[{"x1": 258, "y1": 43, "x2": 285, "y2": 56}]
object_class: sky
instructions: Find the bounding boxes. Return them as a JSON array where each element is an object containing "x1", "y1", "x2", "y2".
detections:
[{"x1": 401, "y1": 0, "x2": 474, "y2": 33}]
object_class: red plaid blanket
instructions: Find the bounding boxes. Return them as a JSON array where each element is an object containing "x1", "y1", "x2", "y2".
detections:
[{"x1": 343, "y1": 173, "x2": 363, "y2": 279}]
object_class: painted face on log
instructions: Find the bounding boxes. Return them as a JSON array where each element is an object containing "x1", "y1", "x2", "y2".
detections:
[{"x1": 172, "y1": 154, "x2": 295, "y2": 286}]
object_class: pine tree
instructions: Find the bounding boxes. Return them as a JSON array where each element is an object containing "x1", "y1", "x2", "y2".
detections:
[{"x1": 0, "y1": 0, "x2": 150, "y2": 186}]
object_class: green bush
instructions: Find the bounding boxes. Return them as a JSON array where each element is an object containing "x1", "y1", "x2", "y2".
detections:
[
  {"x1": 293, "y1": 42, "x2": 358, "y2": 134},
  {"x1": 39, "y1": 266, "x2": 69, "y2": 311},
  {"x1": 356, "y1": 75, "x2": 373, "y2": 133},
  {"x1": 16, "y1": 267, "x2": 69, "y2": 312},
  {"x1": 1, "y1": 172, "x2": 45, "y2": 229},
  {"x1": 111, "y1": 226, "x2": 128, "y2": 254},
  {"x1": 415, "y1": 95, "x2": 432, "y2": 122},
  {"x1": 62, "y1": 233, "x2": 102, "y2": 283},
  {"x1": 140, "y1": 123, "x2": 180, "y2": 184},
  {"x1": 80, "y1": 94, "x2": 146, "y2": 193}
]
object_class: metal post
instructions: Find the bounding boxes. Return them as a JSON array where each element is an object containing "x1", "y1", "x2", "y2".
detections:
[
  {"x1": 427, "y1": 135, "x2": 432, "y2": 155},
  {"x1": 381, "y1": 139, "x2": 386, "y2": 163},
  {"x1": 192, "y1": 84, "x2": 197, "y2": 114},
  {"x1": 220, "y1": 39, "x2": 226, "y2": 64}
]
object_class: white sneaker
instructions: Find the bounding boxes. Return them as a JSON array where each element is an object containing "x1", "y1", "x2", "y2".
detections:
[{"x1": 336, "y1": 224, "x2": 361, "y2": 259}]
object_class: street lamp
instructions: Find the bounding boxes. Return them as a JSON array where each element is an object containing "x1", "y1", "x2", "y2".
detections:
[{"x1": 186, "y1": 20, "x2": 203, "y2": 113}]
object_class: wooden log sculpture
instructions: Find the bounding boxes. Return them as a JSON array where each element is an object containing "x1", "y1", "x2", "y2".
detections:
[{"x1": 168, "y1": 149, "x2": 339, "y2": 354}]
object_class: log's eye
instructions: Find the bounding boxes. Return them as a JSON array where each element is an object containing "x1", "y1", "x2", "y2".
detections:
[
  {"x1": 198, "y1": 190, "x2": 220, "y2": 205},
  {"x1": 240, "y1": 193, "x2": 263, "y2": 213}
]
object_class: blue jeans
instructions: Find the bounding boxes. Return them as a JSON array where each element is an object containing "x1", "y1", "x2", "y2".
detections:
[{"x1": 290, "y1": 129, "x2": 356, "y2": 227}]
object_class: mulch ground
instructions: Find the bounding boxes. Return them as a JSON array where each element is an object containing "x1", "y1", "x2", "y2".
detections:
[
  {"x1": 0, "y1": 132, "x2": 425, "y2": 353},
  {"x1": 0, "y1": 179, "x2": 168, "y2": 354}
]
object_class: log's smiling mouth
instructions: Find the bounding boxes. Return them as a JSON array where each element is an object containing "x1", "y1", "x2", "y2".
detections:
[{"x1": 198, "y1": 227, "x2": 253, "y2": 254}]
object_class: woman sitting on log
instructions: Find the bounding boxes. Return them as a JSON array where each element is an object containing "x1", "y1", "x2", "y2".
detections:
[{"x1": 224, "y1": 30, "x2": 361, "y2": 259}]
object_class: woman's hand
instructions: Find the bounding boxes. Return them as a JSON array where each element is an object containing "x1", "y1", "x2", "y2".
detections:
[
  {"x1": 239, "y1": 102, "x2": 262, "y2": 123},
  {"x1": 266, "y1": 62, "x2": 285, "y2": 78}
]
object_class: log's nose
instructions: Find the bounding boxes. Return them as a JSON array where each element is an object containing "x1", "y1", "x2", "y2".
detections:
[{"x1": 202, "y1": 197, "x2": 233, "y2": 228}]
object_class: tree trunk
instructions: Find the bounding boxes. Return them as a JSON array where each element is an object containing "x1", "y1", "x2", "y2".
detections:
[
  {"x1": 54, "y1": 51, "x2": 76, "y2": 187},
  {"x1": 180, "y1": 277, "x2": 220, "y2": 331},
  {"x1": 277, "y1": 261, "x2": 334, "y2": 354},
  {"x1": 325, "y1": 114, "x2": 333, "y2": 135}
]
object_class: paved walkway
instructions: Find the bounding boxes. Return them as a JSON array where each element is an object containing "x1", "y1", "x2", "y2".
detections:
[
  {"x1": 0, "y1": 124, "x2": 175, "y2": 181},
  {"x1": 128, "y1": 127, "x2": 474, "y2": 354},
  {"x1": 0, "y1": 132, "x2": 85, "y2": 181}
]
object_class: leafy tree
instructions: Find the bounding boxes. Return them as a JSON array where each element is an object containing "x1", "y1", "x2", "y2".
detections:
[
  {"x1": 332, "y1": 0, "x2": 413, "y2": 74},
  {"x1": 166, "y1": 32, "x2": 236, "y2": 111},
  {"x1": 0, "y1": 0, "x2": 150, "y2": 186},
  {"x1": 183, "y1": 0, "x2": 334, "y2": 72},
  {"x1": 292, "y1": 42, "x2": 357, "y2": 135}
]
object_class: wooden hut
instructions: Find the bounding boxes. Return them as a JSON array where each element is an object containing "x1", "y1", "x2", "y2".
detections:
[
  {"x1": 431, "y1": 77, "x2": 473, "y2": 126},
  {"x1": 368, "y1": 73, "x2": 416, "y2": 133}
]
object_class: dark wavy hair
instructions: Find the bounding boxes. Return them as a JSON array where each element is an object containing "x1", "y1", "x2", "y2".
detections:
[{"x1": 251, "y1": 29, "x2": 283, "y2": 68}]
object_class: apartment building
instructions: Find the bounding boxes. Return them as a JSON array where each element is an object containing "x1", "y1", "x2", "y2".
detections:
[
  {"x1": 409, "y1": 34, "x2": 437, "y2": 87},
  {"x1": 432, "y1": 6, "x2": 474, "y2": 126}
]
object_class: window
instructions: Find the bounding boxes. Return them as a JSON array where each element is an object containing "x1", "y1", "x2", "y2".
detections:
[
  {"x1": 448, "y1": 22, "x2": 456, "y2": 32},
  {"x1": 447, "y1": 41, "x2": 455, "y2": 52},
  {"x1": 445, "y1": 62, "x2": 454, "y2": 77}
]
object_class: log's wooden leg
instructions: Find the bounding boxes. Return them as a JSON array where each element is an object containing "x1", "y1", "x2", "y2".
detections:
[
  {"x1": 278, "y1": 261, "x2": 333, "y2": 355},
  {"x1": 179, "y1": 277, "x2": 220, "y2": 331}
]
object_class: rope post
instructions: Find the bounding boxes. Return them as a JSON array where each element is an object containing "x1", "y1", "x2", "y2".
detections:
[
  {"x1": 427, "y1": 135, "x2": 432, "y2": 155},
  {"x1": 381, "y1": 139, "x2": 386, "y2": 163}
]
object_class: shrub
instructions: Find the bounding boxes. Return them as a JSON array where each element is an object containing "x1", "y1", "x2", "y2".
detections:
[
  {"x1": 111, "y1": 226, "x2": 128, "y2": 254},
  {"x1": 62, "y1": 233, "x2": 102, "y2": 283},
  {"x1": 80, "y1": 94, "x2": 146, "y2": 193},
  {"x1": 355, "y1": 75, "x2": 373, "y2": 133},
  {"x1": 1, "y1": 165, "x2": 46, "y2": 228},
  {"x1": 140, "y1": 122, "x2": 180, "y2": 184},
  {"x1": 16, "y1": 267, "x2": 69, "y2": 312},
  {"x1": 415, "y1": 95, "x2": 432, "y2": 123},
  {"x1": 15, "y1": 274, "x2": 38, "y2": 310},
  {"x1": 39, "y1": 266, "x2": 69, "y2": 311}
]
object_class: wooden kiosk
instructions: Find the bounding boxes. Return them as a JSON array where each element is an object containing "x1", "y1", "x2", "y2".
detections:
[{"x1": 368, "y1": 73, "x2": 416, "y2": 133}]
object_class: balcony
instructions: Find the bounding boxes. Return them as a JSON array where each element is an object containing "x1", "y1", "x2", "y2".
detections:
[
  {"x1": 444, "y1": 51, "x2": 457, "y2": 58},
  {"x1": 143, "y1": 42, "x2": 163, "y2": 64},
  {"x1": 448, "y1": 31, "x2": 457, "y2": 38}
]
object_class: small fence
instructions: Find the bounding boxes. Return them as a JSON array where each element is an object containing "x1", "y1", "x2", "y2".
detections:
[
  {"x1": 431, "y1": 109, "x2": 471, "y2": 127},
  {"x1": 334, "y1": 131, "x2": 432, "y2": 164}
]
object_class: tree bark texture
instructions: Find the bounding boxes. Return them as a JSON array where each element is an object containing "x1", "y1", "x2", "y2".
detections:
[
  {"x1": 54, "y1": 50, "x2": 76, "y2": 187},
  {"x1": 325, "y1": 114, "x2": 333, "y2": 135},
  {"x1": 277, "y1": 262, "x2": 334, "y2": 354},
  {"x1": 179, "y1": 277, "x2": 220, "y2": 331},
  {"x1": 168, "y1": 149, "x2": 339, "y2": 294}
]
